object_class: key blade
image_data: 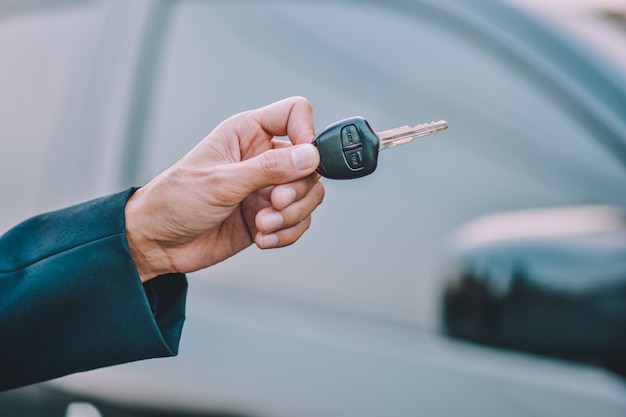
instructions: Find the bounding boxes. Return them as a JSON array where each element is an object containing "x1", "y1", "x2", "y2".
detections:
[{"x1": 377, "y1": 120, "x2": 448, "y2": 150}]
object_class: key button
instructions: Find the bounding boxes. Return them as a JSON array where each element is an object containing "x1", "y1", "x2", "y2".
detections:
[
  {"x1": 341, "y1": 124, "x2": 362, "y2": 148},
  {"x1": 344, "y1": 148, "x2": 365, "y2": 170}
]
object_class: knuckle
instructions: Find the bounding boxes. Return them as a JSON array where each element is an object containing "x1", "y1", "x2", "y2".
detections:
[
  {"x1": 303, "y1": 215, "x2": 312, "y2": 232},
  {"x1": 258, "y1": 152, "x2": 281, "y2": 177},
  {"x1": 316, "y1": 181, "x2": 326, "y2": 205},
  {"x1": 290, "y1": 95, "x2": 312, "y2": 108}
]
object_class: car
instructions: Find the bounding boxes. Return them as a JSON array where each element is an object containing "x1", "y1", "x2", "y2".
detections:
[{"x1": 1, "y1": 0, "x2": 626, "y2": 416}]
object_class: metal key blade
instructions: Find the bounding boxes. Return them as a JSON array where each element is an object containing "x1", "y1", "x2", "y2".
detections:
[{"x1": 377, "y1": 120, "x2": 448, "y2": 151}]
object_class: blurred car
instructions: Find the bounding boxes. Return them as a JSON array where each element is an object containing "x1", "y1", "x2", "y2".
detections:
[{"x1": 1, "y1": 0, "x2": 626, "y2": 416}]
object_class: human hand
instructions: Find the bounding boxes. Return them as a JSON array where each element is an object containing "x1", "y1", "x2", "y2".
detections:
[{"x1": 124, "y1": 97, "x2": 325, "y2": 282}]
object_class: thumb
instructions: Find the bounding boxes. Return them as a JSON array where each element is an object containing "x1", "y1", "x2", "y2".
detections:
[{"x1": 230, "y1": 144, "x2": 319, "y2": 193}]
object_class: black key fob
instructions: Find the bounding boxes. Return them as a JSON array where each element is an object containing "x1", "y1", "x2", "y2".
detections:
[{"x1": 312, "y1": 117, "x2": 379, "y2": 179}]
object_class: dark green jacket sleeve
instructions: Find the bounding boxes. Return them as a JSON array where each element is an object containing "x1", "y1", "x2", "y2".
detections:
[{"x1": 0, "y1": 189, "x2": 187, "y2": 391}]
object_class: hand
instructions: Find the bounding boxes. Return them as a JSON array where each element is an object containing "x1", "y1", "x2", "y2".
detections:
[{"x1": 124, "y1": 97, "x2": 325, "y2": 282}]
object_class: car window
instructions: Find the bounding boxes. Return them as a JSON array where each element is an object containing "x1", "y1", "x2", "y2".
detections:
[
  {"x1": 0, "y1": 1, "x2": 111, "y2": 232},
  {"x1": 132, "y1": 1, "x2": 626, "y2": 327}
]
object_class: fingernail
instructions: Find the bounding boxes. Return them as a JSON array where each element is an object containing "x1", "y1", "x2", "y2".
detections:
[
  {"x1": 259, "y1": 233, "x2": 279, "y2": 249},
  {"x1": 261, "y1": 212, "x2": 283, "y2": 231},
  {"x1": 291, "y1": 144, "x2": 318, "y2": 171},
  {"x1": 277, "y1": 186, "x2": 297, "y2": 206}
]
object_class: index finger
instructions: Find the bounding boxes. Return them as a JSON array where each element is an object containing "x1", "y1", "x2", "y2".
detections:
[{"x1": 252, "y1": 96, "x2": 315, "y2": 145}]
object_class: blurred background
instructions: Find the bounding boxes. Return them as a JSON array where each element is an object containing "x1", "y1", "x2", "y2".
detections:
[{"x1": 1, "y1": 0, "x2": 626, "y2": 416}]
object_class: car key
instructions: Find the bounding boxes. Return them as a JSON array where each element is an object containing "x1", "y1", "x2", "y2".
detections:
[{"x1": 312, "y1": 117, "x2": 448, "y2": 179}]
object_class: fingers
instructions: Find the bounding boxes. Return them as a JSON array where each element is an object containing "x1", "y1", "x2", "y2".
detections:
[
  {"x1": 270, "y1": 172, "x2": 320, "y2": 211},
  {"x1": 252, "y1": 96, "x2": 316, "y2": 145},
  {"x1": 254, "y1": 178, "x2": 325, "y2": 249},
  {"x1": 198, "y1": 96, "x2": 320, "y2": 202},
  {"x1": 227, "y1": 143, "x2": 320, "y2": 199},
  {"x1": 255, "y1": 216, "x2": 312, "y2": 249}
]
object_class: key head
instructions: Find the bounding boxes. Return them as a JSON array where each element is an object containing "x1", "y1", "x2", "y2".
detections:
[{"x1": 312, "y1": 116, "x2": 379, "y2": 179}]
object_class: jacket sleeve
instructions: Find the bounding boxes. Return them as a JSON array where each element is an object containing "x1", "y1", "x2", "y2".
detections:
[{"x1": 0, "y1": 189, "x2": 187, "y2": 391}]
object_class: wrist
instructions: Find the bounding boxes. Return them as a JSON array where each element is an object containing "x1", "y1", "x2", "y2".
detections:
[{"x1": 125, "y1": 189, "x2": 174, "y2": 282}]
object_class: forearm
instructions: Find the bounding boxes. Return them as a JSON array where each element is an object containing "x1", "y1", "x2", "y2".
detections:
[{"x1": 0, "y1": 189, "x2": 187, "y2": 391}]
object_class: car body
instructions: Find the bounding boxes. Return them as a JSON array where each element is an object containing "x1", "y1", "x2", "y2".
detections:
[{"x1": 1, "y1": 0, "x2": 626, "y2": 415}]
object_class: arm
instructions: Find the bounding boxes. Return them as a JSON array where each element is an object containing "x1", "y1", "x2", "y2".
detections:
[
  {"x1": 0, "y1": 189, "x2": 187, "y2": 391},
  {"x1": 0, "y1": 97, "x2": 324, "y2": 391}
]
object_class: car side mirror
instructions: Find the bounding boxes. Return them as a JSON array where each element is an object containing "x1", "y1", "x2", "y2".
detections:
[{"x1": 441, "y1": 205, "x2": 626, "y2": 375}]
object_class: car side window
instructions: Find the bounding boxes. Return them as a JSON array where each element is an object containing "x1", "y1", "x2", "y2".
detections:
[{"x1": 132, "y1": 1, "x2": 626, "y2": 326}]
